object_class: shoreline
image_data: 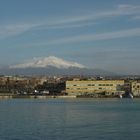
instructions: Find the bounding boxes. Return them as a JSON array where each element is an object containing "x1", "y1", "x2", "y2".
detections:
[
  {"x1": 0, "y1": 94, "x2": 77, "y2": 99},
  {"x1": 0, "y1": 94, "x2": 137, "y2": 99}
]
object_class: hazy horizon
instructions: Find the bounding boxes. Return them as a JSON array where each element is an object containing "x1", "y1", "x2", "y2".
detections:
[{"x1": 0, "y1": 0, "x2": 140, "y2": 75}]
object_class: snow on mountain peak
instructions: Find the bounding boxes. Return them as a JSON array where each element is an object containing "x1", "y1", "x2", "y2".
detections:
[{"x1": 10, "y1": 56, "x2": 86, "y2": 69}]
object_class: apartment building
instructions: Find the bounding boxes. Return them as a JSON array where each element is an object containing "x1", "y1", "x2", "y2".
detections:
[{"x1": 66, "y1": 79, "x2": 125, "y2": 96}]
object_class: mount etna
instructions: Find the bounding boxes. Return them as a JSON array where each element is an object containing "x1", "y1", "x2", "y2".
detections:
[{"x1": 0, "y1": 56, "x2": 117, "y2": 76}]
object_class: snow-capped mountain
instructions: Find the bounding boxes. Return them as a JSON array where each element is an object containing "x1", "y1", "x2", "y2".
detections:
[
  {"x1": 10, "y1": 56, "x2": 86, "y2": 69},
  {"x1": 0, "y1": 56, "x2": 118, "y2": 76}
]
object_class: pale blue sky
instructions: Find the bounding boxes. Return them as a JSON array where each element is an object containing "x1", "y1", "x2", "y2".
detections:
[{"x1": 0, "y1": 0, "x2": 140, "y2": 74}]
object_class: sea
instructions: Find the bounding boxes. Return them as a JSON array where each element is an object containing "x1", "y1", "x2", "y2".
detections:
[{"x1": 0, "y1": 98, "x2": 140, "y2": 140}]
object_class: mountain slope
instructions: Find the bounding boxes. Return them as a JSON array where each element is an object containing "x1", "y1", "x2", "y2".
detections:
[
  {"x1": 0, "y1": 56, "x2": 118, "y2": 76},
  {"x1": 0, "y1": 66, "x2": 117, "y2": 76}
]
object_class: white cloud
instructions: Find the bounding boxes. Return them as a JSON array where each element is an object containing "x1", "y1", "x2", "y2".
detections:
[
  {"x1": 0, "y1": 4, "x2": 140, "y2": 39},
  {"x1": 0, "y1": 20, "x2": 96, "y2": 39},
  {"x1": 46, "y1": 4, "x2": 140, "y2": 26},
  {"x1": 17, "y1": 27, "x2": 140, "y2": 48},
  {"x1": 0, "y1": 23, "x2": 39, "y2": 39},
  {"x1": 46, "y1": 28, "x2": 140, "y2": 45},
  {"x1": 36, "y1": 21, "x2": 97, "y2": 30}
]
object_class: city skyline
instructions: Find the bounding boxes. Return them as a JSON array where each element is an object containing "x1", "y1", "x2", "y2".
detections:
[{"x1": 0, "y1": 0, "x2": 140, "y2": 74}]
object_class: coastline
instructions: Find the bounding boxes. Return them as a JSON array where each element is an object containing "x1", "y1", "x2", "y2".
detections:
[
  {"x1": 0, "y1": 94, "x2": 136, "y2": 99},
  {"x1": 0, "y1": 94, "x2": 77, "y2": 99}
]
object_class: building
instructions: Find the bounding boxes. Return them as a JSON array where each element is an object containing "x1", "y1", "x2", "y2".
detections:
[
  {"x1": 66, "y1": 79, "x2": 125, "y2": 97},
  {"x1": 124, "y1": 80, "x2": 132, "y2": 94},
  {"x1": 131, "y1": 81, "x2": 140, "y2": 96}
]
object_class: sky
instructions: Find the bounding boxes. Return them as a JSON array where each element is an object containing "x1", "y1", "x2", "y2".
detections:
[{"x1": 0, "y1": 0, "x2": 140, "y2": 74}]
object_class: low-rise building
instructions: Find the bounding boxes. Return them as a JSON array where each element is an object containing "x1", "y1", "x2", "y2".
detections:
[
  {"x1": 131, "y1": 81, "x2": 140, "y2": 96},
  {"x1": 66, "y1": 79, "x2": 125, "y2": 96}
]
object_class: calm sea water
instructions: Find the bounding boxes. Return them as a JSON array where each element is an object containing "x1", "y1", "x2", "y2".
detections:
[{"x1": 0, "y1": 98, "x2": 140, "y2": 140}]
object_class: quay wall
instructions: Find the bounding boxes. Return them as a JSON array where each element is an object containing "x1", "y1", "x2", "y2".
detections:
[{"x1": 0, "y1": 94, "x2": 76, "y2": 99}]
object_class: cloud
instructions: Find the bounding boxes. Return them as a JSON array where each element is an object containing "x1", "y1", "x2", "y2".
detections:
[
  {"x1": 17, "y1": 27, "x2": 140, "y2": 48},
  {"x1": 0, "y1": 4, "x2": 140, "y2": 39},
  {"x1": 39, "y1": 4, "x2": 140, "y2": 30},
  {"x1": 46, "y1": 4, "x2": 140, "y2": 26},
  {"x1": 36, "y1": 21, "x2": 97, "y2": 30},
  {"x1": 117, "y1": 4, "x2": 140, "y2": 14},
  {"x1": 0, "y1": 23, "x2": 39, "y2": 39},
  {"x1": 132, "y1": 15, "x2": 140, "y2": 20},
  {"x1": 0, "y1": 20, "x2": 96, "y2": 39},
  {"x1": 46, "y1": 28, "x2": 140, "y2": 45}
]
